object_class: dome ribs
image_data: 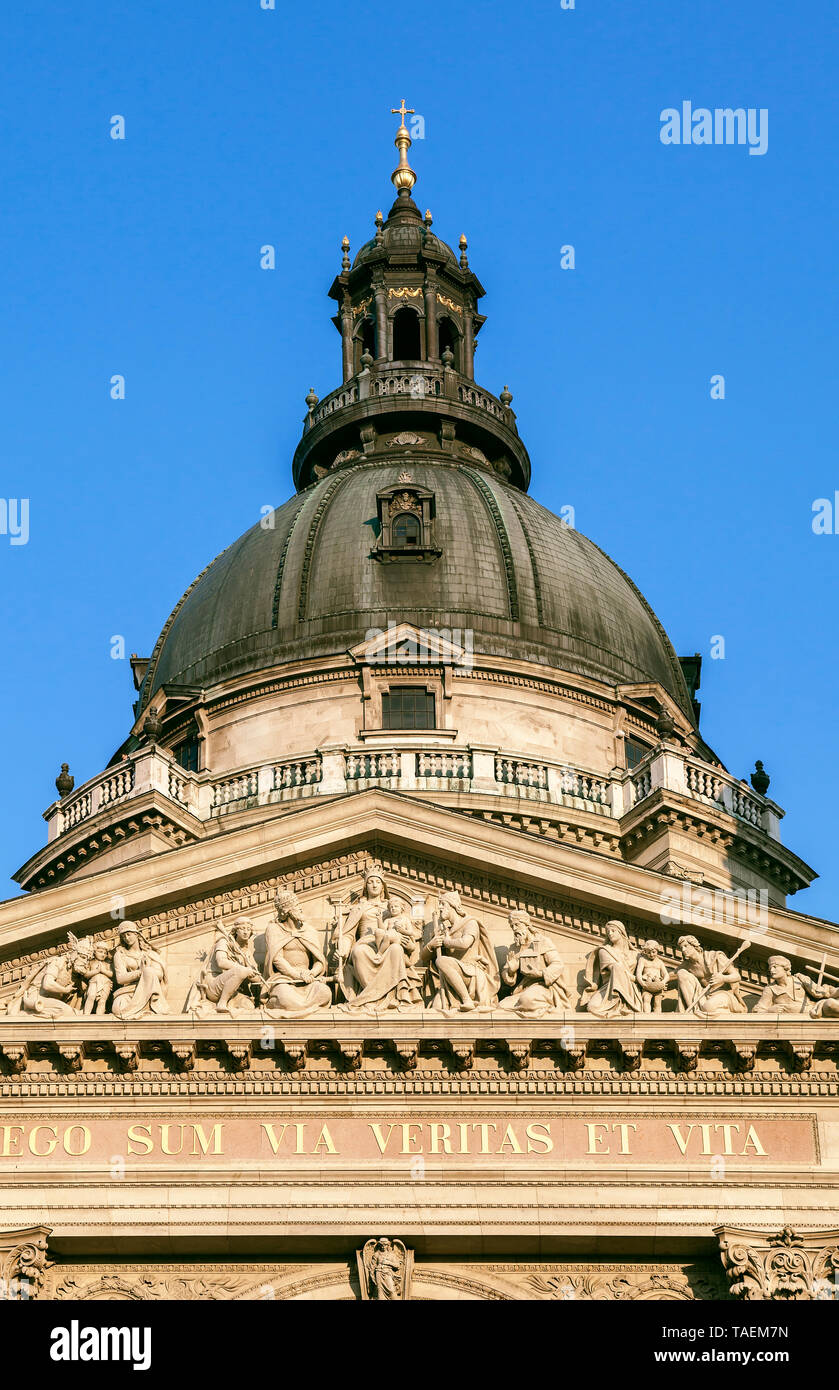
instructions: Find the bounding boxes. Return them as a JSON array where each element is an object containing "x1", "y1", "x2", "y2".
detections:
[
  {"x1": 296, "y1": 472, "x2": 355, "y2": 623},
  {"x1": 270, "y1": 492, "x2": 310, "y2": 630},
  {"x1": 507, "y1": 489, "x2": 545, "y2": 628},
  {"x1": 458, "y1": 466, "x2": 519, "y2": 623}
]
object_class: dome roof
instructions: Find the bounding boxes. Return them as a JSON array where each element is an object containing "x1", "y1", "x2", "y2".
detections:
[
  {"x1": 139, "y1": 461, "x2": 693, "y2": 718},
  {"x1": 352, "y1": 220, "x2": 457, "y2": 270}
]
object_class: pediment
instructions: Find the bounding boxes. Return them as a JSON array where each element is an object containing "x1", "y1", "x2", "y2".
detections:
[{"x1": 349, "y1": 622, "x2": 467, "y2": 667}]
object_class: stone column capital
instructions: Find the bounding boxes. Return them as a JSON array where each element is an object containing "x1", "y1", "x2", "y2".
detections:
[
  {"x1": 0, "y1": 1225, "x2": 52, "y2": 1300},
  {"x1": 716, "y1": 1224, "x2": 839, "y2": 1300}
]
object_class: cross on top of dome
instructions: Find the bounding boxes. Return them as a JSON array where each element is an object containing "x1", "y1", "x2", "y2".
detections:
[{"x1": 390, "y1": 98, "x2": 418, "y2": 198}]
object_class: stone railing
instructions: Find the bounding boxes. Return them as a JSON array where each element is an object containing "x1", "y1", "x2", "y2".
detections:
[
  {"x1": 496, "y1": 756, "x2": 548, "y2": 790},
  {"x1": 345, "y1": 750, "x2": 400, "y2": 781},
  {"x1": 308, "y1": 381, "x2": 359, "y2": 427},
  {"x1": 629, "y1": 750, "x2": 778, "y2": 836},
  {"x1": 305, "y1": 365, "x2": 516, "y2": 432},
  {"x1": 42, "y1": 741, "x2": 782, "y2": 845},
  {"x1": 417, "y1": 749, "x2": 472, "y2": 779},
  {"x1": 373, "y1": 369, "x2": 445, "y2": 400}
]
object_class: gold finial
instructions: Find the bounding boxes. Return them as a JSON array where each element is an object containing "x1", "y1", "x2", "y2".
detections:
[{"x1": 390, "y1": 99, "x2": 417, "y2": 195}]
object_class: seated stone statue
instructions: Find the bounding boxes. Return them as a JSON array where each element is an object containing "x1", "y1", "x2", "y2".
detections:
[
  {"x1": 185, "y1": 919, "x2": 263, "y2": 1017},
  {"x1": 753, "y1": 955, "x2": 809, "y2": 1014},
  {"x1": 422, "y1": 890, "x2": 499, "y2": 1014},
  {"x1": 110, "y1": 923, "x2": 170, "y2": 1019},
  {"x1": 675, "y1": 934, "x2": 747, "y2": 1018},
  {"x1": 334, "y1": 866, "x2": 422, "y2": 1014},
  {"x1": 261, "y1": 890, "x2": 332, "y2": 1017},
  {"x1": 796, "y1": 972, "x2": 839, "y2": 1019},
  {"x1": 581, "y1": 920, "x2": 642, "y2": 1017},
  {"x1": 497, "y1": 910, "x2": 572, "y2": 1016},
  {"x1": 4, "y1": 945, "x2": 80, "y2": 1018}
]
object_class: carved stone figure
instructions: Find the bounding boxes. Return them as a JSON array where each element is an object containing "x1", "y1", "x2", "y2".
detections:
[
  {"x1": 110, "y1": 924, "x2": 170, "y2": 1019},
  {"x1": 185, "y1": 919, "x2": 263, "y2": 1017},
  {"x1": 796, "y1": 971, "x2": 839, "y2": 1018},
  {"x1": 74, "y1": 941, "x2": 114, "y2": 1016},
  {"x1": 675, "y1": 935, "x2": 747, "y2": 1018},
  {"x1": 581, "y1": 921, "x2": 642, "y2": 1017},
  {"x1": 497, "y1": 911, "x2": 572, "y2": 1016},
  {"x1": 4, "y1": 947, "x2": 81, "y2": 1018},
  {"x1": 261, "y1": 890, "x2": 332, "y2": 1017},
  {"x1": 334, "y1": 865, "x2": 422, "y2": 1013},
  {"x1": 357, "y1": 1237, "x2": 412, "y2": 1300},
  {"x1": 635, "y1": 939, "x2": 672, "y2": 1013},
  {"x1": 422, "y1": 890, "x2": 499, "y2": 1013},
  {"x1": 753, "y1": 955, "x2": 809, "y2": 1015}
]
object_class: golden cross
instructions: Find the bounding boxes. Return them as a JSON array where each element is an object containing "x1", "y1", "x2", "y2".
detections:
[{"x1": 391, "y1": 99, "x2": 415, "y2": 127}]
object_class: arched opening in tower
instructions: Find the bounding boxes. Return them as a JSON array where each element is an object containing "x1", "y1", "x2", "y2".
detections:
[
  {"x1": 355, "y1": 317, "x2": 376, "y2": 370},
  {"x1": 392, "y1": 307, "x2": 421, "y2": 361},
  {"x1": 438, "y1": 316, "x2": 460, "y2": 371}
]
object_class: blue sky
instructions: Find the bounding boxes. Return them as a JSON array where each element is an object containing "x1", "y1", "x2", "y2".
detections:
[{"x1": 1, "y1": 0, "x2": 836, "y2": 916}]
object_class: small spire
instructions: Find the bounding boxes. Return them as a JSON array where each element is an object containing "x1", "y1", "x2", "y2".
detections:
[
  {"x1": 499, "y1": 384, "x2": 513, "y2": 408},
  {"x1": 424, "y1": 209, "x2": 433, "y2": 227},
  {"x1": 459, "y1": 233, "x2": 469, "y2": 268},
  {"x1": 305, "y1": 387, "x2": 319, "y2": 412},
  {"x1": 374, "y1": 210, "x2": 384, "y2": 245},
  {"x1": 390, "y1": 98, "x2": 417, "y2": 196},
  {"x1": 341, "y1": 235, "x2": 350, "y2": 271}
]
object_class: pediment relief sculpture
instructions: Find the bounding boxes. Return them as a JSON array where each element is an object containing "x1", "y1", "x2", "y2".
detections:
[
  {"x1": 2, "y1": 876, "x2": 839, "y2": 1023},
  {"x1": 184, "y1": 919, "x2": 264, "y2": 1018},
  {"x1": 261, "y1": 890, "x2": 333, "y2": 1018},
  {"x1": 496, "y1": 910, "x2": 573, "y2": 1017},
  {"x1": 331, "y1": 863, "x2": 424, "y2": 1015}
]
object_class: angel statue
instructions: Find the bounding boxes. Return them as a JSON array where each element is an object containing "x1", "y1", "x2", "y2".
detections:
[{"x1": 357, "y1": 1237, "x2": 412, "y2": 1301}]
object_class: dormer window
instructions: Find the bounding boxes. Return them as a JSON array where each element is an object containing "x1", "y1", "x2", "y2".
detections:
[{"x1": 371, "y1": 476, "x2": 441, "y2": 564}]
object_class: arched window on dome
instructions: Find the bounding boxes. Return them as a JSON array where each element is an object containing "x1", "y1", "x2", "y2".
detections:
[
  {"x1": 391, "y1": 511, "x2": 421, "y2": 548},
  {"x1": 437, "y1": 315, "x2": 461, "y2": 371},
  {"x1": 392, "y1": 306, "x2": 421, "y2": 361}
]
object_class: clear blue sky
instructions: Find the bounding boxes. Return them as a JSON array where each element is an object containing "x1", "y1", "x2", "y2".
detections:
[{"x1": 1, "y1": 1, "x2": 836, "y2": 917}]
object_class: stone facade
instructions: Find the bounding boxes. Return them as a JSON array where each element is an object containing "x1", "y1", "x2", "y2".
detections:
[{"x1": 1, "y1": 112, "x2": 837, "y2": 1300}]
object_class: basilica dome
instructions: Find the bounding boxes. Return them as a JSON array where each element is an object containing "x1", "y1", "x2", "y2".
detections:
[{"x1": 138, "y1": 460, "x2": 693, "y2": 718}]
